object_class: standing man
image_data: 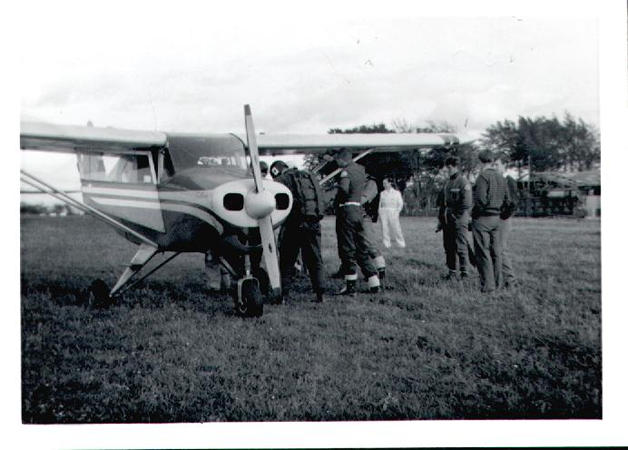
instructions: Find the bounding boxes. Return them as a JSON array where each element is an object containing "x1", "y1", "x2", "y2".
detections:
[
  {"x1": 437, "y1": 156, "x2": 472, "y2": 280},
  {"x1": 270, "y1": 160, "x2": 326, "y2": 303},
  {"x1": 333, "y1": 149, "x2": 381, "y2": 296},
  {"x1": 472, "y1": 150, "x2": 509, "y2": 293},
  {"x1": 494, "y1": 152, "x2": 519, "y2": 288},
  {"x1": 378, "y1": 177, "x2": 406, "y2": 248}
]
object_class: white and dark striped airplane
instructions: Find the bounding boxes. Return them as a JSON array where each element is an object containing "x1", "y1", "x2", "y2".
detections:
[{"x1": 21, "y1": 105, "x2": 467, "y2": 317}]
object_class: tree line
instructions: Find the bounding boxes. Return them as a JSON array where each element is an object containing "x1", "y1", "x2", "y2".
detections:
[{"x1": 305, "y1": 113, "x2": 600, "y2": 215}]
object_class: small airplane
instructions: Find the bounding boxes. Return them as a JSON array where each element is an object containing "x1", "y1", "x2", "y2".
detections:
[{"x1": 20, "y1": 105, "x2": 467, "y2": 317}]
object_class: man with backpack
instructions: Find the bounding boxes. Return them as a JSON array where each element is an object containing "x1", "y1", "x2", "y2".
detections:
[{"x1": 270, "y1": 160, "x2": 326, "y2": 303}]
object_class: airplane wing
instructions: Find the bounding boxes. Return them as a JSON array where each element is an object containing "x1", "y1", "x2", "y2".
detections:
[
  {"x1": 20, "y1": 121, "x2": 167, "y2": 153},
  {"x1": 245, "y1": 133, "x2": 470, "y2": 156},
  {"x1": 21, "y1": 121, "x2": 470, "y2": 156}
]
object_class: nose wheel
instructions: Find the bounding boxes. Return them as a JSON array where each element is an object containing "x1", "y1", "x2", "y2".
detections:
[{"x1": 234, "y1": 277, "x2": 264, "y2": 317}]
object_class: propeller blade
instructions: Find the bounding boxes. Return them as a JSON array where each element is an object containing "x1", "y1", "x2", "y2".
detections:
[
  {"x1": 244, "y1": 104, "x2": 264, "y2": 193},
  {"x1": 243, "y1": 105, "x2": 282, "y2": 299},
  {"x1": 258, "y1": 215, "x2": 281, "y2": 299}
]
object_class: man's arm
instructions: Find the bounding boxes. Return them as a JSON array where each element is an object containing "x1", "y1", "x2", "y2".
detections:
[
  {"x1": 338, "y1": 170, "x2": 351, "y2": 195},
  {"x1": 461, "y1": 180, "x2": 473, "y2": 214},
  {"x1": 361, "y1": 179, "x2": 378, "y2": 205},
  {"x1": 473, "y1": 174, "x2": 488, "y2": 216}
]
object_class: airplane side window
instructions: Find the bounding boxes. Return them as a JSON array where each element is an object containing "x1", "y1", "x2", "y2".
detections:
[{"x1": 79, "y1": 153, "x2": 154, "y2": 184}]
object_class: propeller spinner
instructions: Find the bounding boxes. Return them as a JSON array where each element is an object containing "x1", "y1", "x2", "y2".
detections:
[{"x1": 243, "y1": 105, "x2": 282, "y2": 301}]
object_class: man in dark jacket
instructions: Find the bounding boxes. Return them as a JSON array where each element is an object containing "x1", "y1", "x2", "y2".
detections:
[
  {"x1": 271, "y1": 160, "x2": 326, "y2": 303},
  {"x1": 472, "y1": 150, "x2": 509, "y2": 293},
  {"x1": 334, "y1": 149, "x2": 381, "y2": 296},
  {"x1": 437, "y1": 156, "x2": 473, "y2": 280}
]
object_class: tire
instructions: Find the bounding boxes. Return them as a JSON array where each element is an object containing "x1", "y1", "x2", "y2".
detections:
[
  {"x1": 235, "y1": 278, "x2": 264, "y2": 318},
  {"x1": 89, "y1": 279, "x2": 111, "y2": 308},
  {"x1": 252, "y1": 267, "x2": 270, "y2": 296}
]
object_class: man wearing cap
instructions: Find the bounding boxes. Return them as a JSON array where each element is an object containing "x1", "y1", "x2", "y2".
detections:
[
  {"x1": 270, "y1": 160, "x2": 326, "y2": 303},
  {"x1": 437, "y1": 156, "x2": 472, "y2": 280},
  {"x1": 333, "y1": 149, "x2": 381, "y2": 296},
  {"x1": 472, "y1": 150, "x2": 510, "y2": 293}
]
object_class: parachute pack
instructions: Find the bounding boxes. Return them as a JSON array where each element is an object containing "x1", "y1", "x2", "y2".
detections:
[{"x1": 285, "y1": 169, "x2": 325, "y2": 221}]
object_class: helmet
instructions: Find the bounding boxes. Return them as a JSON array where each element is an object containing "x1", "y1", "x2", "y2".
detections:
[{"x1": 270, "y1": 160, "x2": 289, "y2": 179}]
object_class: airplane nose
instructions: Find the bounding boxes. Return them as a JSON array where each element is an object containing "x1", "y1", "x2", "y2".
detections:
[{"x1": 244, "y1": 189, "x2": 276, "y2": 219}]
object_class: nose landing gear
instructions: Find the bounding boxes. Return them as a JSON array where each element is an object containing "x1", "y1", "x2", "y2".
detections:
[{"x1": 234, "y1": 276, "x2": 263, "y2": 317}]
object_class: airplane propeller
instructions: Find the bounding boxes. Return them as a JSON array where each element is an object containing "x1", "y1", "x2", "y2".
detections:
[{"x1": 243, "y1": 105, "x2": 282, "y2": 301}]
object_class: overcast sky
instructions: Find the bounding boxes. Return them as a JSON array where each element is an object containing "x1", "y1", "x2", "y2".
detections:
[{"x1": 19, "y1": 1, "x2": 603, "y2": 190}]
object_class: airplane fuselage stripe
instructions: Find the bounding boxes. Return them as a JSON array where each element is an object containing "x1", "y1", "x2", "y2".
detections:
[{"x1": 87, "y1": 196, "x2": 224, "y2": 234}]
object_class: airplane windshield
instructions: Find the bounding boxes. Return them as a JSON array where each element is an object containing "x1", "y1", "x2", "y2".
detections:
[
  {"x1": 197, "y1": 156, "x2": 245, "y2": 168},
  {"x1": 166, "y1": 133, "x2": 247, "y2": 172}
]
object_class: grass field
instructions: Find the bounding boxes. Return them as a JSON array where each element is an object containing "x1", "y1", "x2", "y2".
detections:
[{"x1": 20, "y1": 215, "x2": 601, "y2": 423}]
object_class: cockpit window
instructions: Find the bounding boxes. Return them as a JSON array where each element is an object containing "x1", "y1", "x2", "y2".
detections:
[
  {"x1": 197, "y1": 156, "x2": 244, "y2": 168},
  {"x1": 166, "y1": 134, "x2": 247, "y2": 172}
]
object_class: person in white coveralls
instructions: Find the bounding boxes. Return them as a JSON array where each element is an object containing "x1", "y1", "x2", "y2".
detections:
[{"x1": 378, "y1": 177, "x2": 406, "y2": 248}]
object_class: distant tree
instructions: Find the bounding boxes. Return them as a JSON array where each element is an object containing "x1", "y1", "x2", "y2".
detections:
[
  {"x1": 306, "y1": 120, "x2": 470, "y2": 215},
  {"x1": 481, "y1": 114, "x2": 600, "y2": 173}
]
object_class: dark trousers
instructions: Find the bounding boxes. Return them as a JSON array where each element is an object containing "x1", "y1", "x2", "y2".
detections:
[
  {"x1": 336, "y1": 206, "x2": 377, "y2": 278},
  {"x1": 279, "y1": 220, "x2": 325, "y2": 294},
  {"x1": 443, "y1": 212, "x2": 470, "y2": 274},
  {"x1": 363, "y1": 214, "x2": 383, "y2": 260},
  {"x1": 472, "y1": 215, "x2": 503, "y2": 292},
  {"x1": 498, "y1": 218, "x2": 516, "y2": 285}
]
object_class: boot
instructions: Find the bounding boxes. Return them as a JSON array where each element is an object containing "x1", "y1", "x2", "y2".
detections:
[
  {"x1": 378, "y1": 268, "x2": 386, "y2": 288},
  {"x1": 337, "y1": 277, "x2": 357, "y2": 297},
  {"x1": 443, "y1": 270, "x2": 458, "y2": 281},
  {"x1": 312, "y1": 291, "x2": 324, "y2": 303},
  {"x1": 374, "y1": 255, "x2": 386, "y2": 288},
  {"x1": 367, "y1": 274, "x2": 381, "y2": 293}
]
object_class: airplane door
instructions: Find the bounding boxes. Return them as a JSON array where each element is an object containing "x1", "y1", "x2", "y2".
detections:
[{"x1": 77, "y1": 150, "x2": 166, "y2": 233}]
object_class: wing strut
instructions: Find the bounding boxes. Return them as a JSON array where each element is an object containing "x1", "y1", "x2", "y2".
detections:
[
  {"x1": 20, "y1": 169, "x2": 158, "y2": 248},
  {"x1": 318, "y1": 148, "x2": 375, "y2": 185}
]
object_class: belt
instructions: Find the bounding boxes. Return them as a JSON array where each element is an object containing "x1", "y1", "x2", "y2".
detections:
[{"x1": 340, "y1": 202, "x2": 361, "y2": 207}]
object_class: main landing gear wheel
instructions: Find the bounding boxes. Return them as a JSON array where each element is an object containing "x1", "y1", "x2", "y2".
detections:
[
  {"x1": 88, "y1": 279, "x2": 112, "y2": 308},
  {"x1": 234, "y1": 277, "x2": 264, "y2": 318}
]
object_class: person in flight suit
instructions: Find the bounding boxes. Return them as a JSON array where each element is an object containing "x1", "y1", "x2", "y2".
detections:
[
  {"x1": 378, "y1": 177, "x2": 406, "y2": 248},
  {"x1": 333, "y1": 149, "x2": 381, "y2": 296},
  {"x1": 437, "y1": 156, "x2": 472, "y2": 280},
  {"x1": 271, "y1": 160, "x2": 326, "y2": 303},
  {"x1": 472, "y1": 150, "x2": 510, "y2": 293}
]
